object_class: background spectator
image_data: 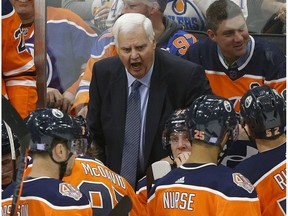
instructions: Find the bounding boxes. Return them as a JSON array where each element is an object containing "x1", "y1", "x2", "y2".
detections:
[
  {"x1": 184, "y1": 0, "x2": 286, "y2": 168},
  {"x1": 2, "y1": 0, "x2": 37, "y2": 119},
  {"x1": 12, "y1": 0, "x2": 98, "y2": 113},
  {"x1": 164, "y1": 0, "x2": 248, "y2": 31}
]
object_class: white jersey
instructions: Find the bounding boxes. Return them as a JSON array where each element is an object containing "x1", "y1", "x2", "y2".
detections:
[
  {"x1": 106, "y1": 0, "x2": 123, "y2": 27},
  {"x1": 193, "y1": 0, "x2": 248, "y2": 19},
  {"x1": 164, "y1": 0, "x2": 248, "y2": 31}
]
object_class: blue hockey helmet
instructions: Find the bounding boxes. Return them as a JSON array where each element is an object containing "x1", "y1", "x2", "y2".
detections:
[
  {"x1": 187, "y1": 95, "x2": 239, "y2": 146},
  {"x1": 240, "y1": 86, "x2": 286, "y2": 139},
  {"x1": 162, "y1": 108, "x2": 190, "y2": 153},
  {"x1": 24, "y1": 108, "x2": 86, "y2": 155}
]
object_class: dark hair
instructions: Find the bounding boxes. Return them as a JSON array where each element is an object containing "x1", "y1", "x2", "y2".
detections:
[{"x1": 206, "y1": 0, "x2": 244, "y2": 32}]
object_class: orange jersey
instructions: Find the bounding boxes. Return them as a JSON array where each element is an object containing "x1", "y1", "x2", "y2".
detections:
[
  {"x1": 184, "y1": 35, "x2": 286, "y2": 168},
  {"x1": 234, "y1": 143, "x2": 286, "y2": 216},
  {"x1": 2, "y1": 0, "x2": 37, "y2": 119},
  {"x1": 136, "y1": 176, "x2": 149, "y2": 208},
  {"x1": 148, "y1": 163, "x2": 261, "y2": 216},
  {"x1": 2, "y1": 178, "x2": 92, "y2": 216},
  {"x1": 184, "y1": 36, "x2": 286, "y2": 113},
  {"x1": 63, "y1": 156, "x2": 146, "y2": 216}
]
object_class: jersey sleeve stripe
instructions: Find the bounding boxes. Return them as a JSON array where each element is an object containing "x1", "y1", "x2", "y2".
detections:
[
  {"x1": 3, "y1": 60, "x2": 35, "y2": 76},
  {"x1": 5, "y1": 80, "x2": 37, "y2": 87}
]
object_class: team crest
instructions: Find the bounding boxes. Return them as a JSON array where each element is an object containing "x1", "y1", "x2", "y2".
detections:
[
  {"x1": 232, "y1": 173, "x2": 254, "y2": 193},
  {"x1": 165, "y1": 0, "x2": 205, "y2": 31},
  {"x1": 52, "y1": 109, "x2": 64, "y2": 118},
  {"x1": 59, "y1": 182, "x2": 83, "y2": 201},
  {"x1": 244, "y1": 95, "x2": 253, "y2": 109},
  {"x1": 223, "y1": 100, "x2": 232, "y2": 112}
]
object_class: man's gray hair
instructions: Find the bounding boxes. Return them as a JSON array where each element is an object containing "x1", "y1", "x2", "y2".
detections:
[
  {"x1": 113, "y1": 13, "x2": 155, "y2": 47},
  {"x1": 123, "y1": 0, "x2": 167, "y2": 12}
]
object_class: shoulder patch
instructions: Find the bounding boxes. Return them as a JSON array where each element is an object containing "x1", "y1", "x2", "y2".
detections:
[
  {"x1": 232, "y1": 173, "x2": 254, "y2": 193},
  {"x1": 59, "y1": 182, "x2": 83, "y2": 201}
]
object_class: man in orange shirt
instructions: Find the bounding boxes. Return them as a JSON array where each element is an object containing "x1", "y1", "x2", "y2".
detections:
[{"x1": 2, "y1": 0, "x2": 37, "y2": 119}]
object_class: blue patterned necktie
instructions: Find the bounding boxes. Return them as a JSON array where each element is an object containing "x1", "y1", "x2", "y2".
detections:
[{"x1": 120, "y1": 80, "x2": 142, "y2": 188}]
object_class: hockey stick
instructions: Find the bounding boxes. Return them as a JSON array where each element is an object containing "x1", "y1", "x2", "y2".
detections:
[
  {"x1": 108, "y1": 195, "x2": 132, "y2": 216},
  {"x1": 2, "y1": 96, "x2": 31, "y2": 216}
]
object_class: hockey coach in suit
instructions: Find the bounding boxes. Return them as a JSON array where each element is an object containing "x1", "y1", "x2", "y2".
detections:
[{"x1": 87, "y1": 13, "x2": 212, "y2": 186}]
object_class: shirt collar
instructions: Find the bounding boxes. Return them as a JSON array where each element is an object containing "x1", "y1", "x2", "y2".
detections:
[{"x1": 217, "y1": 37, "x2": 252, "y2": 67}]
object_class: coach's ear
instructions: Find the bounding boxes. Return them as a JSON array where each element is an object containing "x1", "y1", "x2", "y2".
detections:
[{"x1": 207, "y1": 29, "x2": 216, "y2": 42}]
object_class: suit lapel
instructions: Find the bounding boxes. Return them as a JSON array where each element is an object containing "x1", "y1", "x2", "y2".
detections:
[
  {"x1": 111, "y1": 66, "x2": 127, "y2": 152},
  {"x1": 144, "y1": 51, "x2": 167, "y2": 165}
]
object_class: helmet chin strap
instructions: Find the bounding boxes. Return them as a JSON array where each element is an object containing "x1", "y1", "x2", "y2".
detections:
[
  {"x1": 49, "y1": 152, "x2": 74, "y2": 180},
  {"x1": 243, "y1": 126, "x2": 254, "y2": 142}
]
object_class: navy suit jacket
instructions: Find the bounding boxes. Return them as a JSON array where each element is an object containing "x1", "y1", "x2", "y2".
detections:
[{"x1": 87, "y1": 48, "x2": 212, "y2": 178}]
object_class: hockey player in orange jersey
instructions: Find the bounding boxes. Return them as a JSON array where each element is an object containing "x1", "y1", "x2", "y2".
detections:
[
  {"x1": 234, "y1": 86, "x2": 286, "y2": 216},
  {"x1": 2, "y1": 0, "x2": 37, "y2": 119},
  {"x1": 63, "y1": 156, "x2": 146, "y2": 216},
  {"x1": 147, "y1": 95, "x2": 261, "y2": 216},
  {"x1": 23, "y1": 115, "x2": 146, "y2": 216},
  {"x1": 136, "y1": 108, "x2": 192, "y2": 206},
  {"x1": 63, "y1": 116, "x2": 147, "y2": 216},
  {"x1": 2, "y1": 109, "x2": 92, "y2": 215}
]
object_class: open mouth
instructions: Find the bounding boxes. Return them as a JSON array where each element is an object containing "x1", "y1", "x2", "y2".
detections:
[{"x1": 131, "y1": 62, "x2": 142, "y2": 70}]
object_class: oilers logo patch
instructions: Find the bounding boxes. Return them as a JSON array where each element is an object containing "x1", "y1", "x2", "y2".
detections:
[
  {"x1": 244, "y1": 95, "x2": 253, "y2": 109},
  {"x1": 59, "y1": 182, "x2": 83, "y2": 201},
  {"x1": 232, "y1": 173, "x2": 254, "y2": 193},
  {"x1": 52, "y1": 109, "x2": 64, "y2": 118},
  {"x1": 223, "y1": 100, "x2": 232, "y2": 112}
]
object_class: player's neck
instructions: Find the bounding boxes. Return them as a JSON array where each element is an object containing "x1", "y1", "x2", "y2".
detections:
[
  {"x1": 186, "y1": 142, "x2": 219, "y2": 164},
  {"x1": 256, "y1": 134, "x2": 286, "y2": 153},
  {"x1": 28, "y1": 157, "x2": 60, "y2": 179},
  {"x1": 18, "y1": 14, "x2": 34, "y2": 25}
]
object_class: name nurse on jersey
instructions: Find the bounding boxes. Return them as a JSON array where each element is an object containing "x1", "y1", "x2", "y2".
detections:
[{"x1": 165, "y1": 0, "x2": 205, "y2": 31}]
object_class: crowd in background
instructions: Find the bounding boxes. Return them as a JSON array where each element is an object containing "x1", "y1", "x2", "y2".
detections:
[{"x1": 1, "y1": 0, "x2": 286, "y2": 215}]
